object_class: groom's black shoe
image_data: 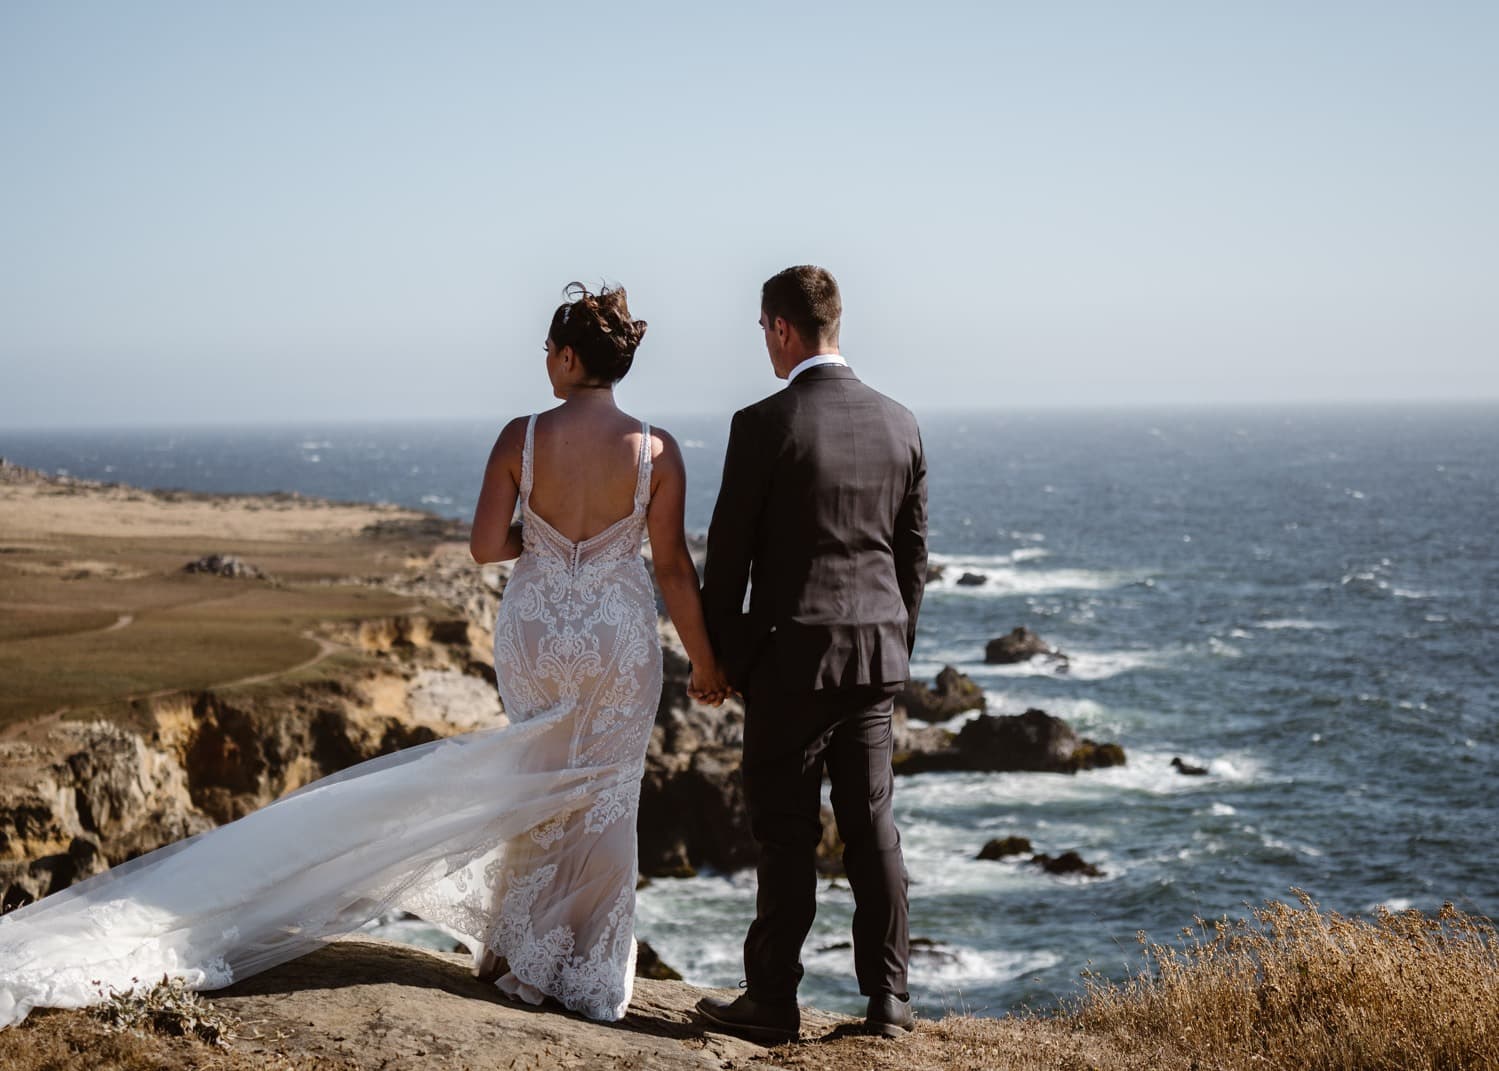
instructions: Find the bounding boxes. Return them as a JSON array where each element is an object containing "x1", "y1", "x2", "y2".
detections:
[
  {"x1": 694, "y1": 991, "x2": 800, "y2": 1045},
  {"x1": 864, "y1": 992, "x2": 914, "y2": 1038}
]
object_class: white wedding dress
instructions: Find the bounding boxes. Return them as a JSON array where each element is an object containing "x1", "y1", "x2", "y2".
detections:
[{"x1": 0, "y1": 416, "x2": 664, "y2": 1028}]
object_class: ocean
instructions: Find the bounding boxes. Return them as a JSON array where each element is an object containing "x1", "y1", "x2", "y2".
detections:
[{"x1": 4, "y1": 404, "x2": 1496, "y2": 1017}]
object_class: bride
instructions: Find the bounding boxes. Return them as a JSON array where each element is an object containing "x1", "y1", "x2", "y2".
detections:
[{"x1": 0, "y1": 282, "x2": 730, "y2": 1028}]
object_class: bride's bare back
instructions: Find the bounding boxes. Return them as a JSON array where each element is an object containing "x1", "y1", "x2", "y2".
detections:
[{"x1": 526, "y1": 403, "x2": 650, "y2": 544}]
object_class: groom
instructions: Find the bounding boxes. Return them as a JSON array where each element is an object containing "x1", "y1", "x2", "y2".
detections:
[{"x1": 694, "y1": 266, "x2": 928, "y2": 1042}]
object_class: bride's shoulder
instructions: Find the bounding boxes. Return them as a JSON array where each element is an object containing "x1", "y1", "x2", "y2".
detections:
[
  {"x1": 484, "y1": 416, "x2": 530, "y2": 468},
  {"x1": 495, "y1": 415, "x2": 530, "y2": 448},
  {"x1": 642, "y1": 422, "x2": 680, "y2": 462}
]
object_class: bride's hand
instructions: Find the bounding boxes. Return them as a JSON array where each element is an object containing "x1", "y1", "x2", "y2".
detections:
[{"x1": 688, "y1": 661, "x2": 731, "y2": 707}]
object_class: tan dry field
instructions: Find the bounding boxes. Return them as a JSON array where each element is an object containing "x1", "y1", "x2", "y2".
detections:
[{"x1": 0, "y1": 476, "x2": 455, "y2": 729}]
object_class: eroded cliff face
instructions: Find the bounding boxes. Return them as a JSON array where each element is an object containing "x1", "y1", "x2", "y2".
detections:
[{"x1": 0, "y1": 603, "x2": 504, "y2": 912}]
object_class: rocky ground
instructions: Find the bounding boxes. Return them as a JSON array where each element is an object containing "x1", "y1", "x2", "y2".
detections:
[{"x1": 0, "y1": 937, "x2": 1152, "y2": 1071}]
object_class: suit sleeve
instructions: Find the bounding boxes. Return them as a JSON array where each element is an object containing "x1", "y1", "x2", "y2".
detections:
[
  {"x1": 702, "y1": 408, "x2": 773, "y2": 670},
  {"x1": 893, "y1": 428, "x2": 928, "y2": 655}
]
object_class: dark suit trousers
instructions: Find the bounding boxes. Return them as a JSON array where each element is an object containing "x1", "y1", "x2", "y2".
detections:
[{"x1": 740, "y1": 682, "x2": 910, "y2": 1002}]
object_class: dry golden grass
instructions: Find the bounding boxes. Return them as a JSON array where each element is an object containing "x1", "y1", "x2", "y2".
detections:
[{"x1": 1070, "y1": 891, "x2": 1499, "y2": 1071}]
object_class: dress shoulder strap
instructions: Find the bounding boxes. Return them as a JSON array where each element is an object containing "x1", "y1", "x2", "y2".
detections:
[
  {"x1": 520, "y1": 414, "x2": 537, "y2": 501},
  {"x1": 633, "y1": 421, "x2": 653, "y2": 510}
]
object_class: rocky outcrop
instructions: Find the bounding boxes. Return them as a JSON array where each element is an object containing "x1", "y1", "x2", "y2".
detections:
[
  {"x1": 201, "y1": 937, "x2": 850, "y2": 1067},
  {"x1": 638, "y1": 624, "x2": 756, "y2": 878},
  {"x1": 634, "y1": 939, "x2": 683, "y2": 981},
  {"x1": 893, "y1": 709, "x2": 1125, "y2": 775},
  {"x1": 892, "y1": 705, "x2": 954, "y2": 758},
  {"x1": 976, "y1": 836, "x2": 1032, "y2": 860},
  {"x1": 1030, "y1": 850, "x2": 1104, "y2": 878},
  {"x1": 182, "y1": 554, "x2": 269, "y2": 580},
  {"x1": 975, "y1": 836, "x2": 1103, "y2": 877},
  {"x1": 1171, "y1": 756, "x2": 1208, "y2": 776},
  {"x1": 955, "y1": 572, "x2": 986, "y2": 587},
  {"x1": 984, "y1": 627, "x2": 1069, "y2": 669},
  {"x1": 898, "y1": 665, "x2": 986, "y2": 723},
  {"x1": 0, "y1": 614, "x2": 502, "y2": 912}
]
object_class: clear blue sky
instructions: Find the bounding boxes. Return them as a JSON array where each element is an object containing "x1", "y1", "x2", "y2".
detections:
[{"x1": 3, "y1": 1, "x2": 1496, "y2": 427}]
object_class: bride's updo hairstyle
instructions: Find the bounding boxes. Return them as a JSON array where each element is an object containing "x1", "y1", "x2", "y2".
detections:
[{"x1": 548, "y1": 282, "x2": 648, "y2": 384}]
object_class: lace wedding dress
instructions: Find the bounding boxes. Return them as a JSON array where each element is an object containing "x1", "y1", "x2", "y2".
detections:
[{"x1": 0, "y1": 416, "x2": 663, "y2": 1028}]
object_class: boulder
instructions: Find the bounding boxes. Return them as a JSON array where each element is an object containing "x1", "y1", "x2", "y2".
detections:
[
  {"x1": 984, "y1": 627, "x2": 1068, "y2": 666},
  {"x1": 976, "y1": 835, "x2": 1032, "y2": 860},
  {"x1": 897, "y1": 665, "x2": 986, "y2": 723},
  {"x1": 1171, "y1": 756, "x2": 1209, "y2": 776},
  {"x1": 955, "y1": 572, "x2": 987, "y2": 587},
  {"x1": 892, "y1": 704, "x2": 953, "y2": 753},
  {"x1": 1031, "y1": 850, "x2": 1104, "y2": 878},
  {"x1": 893, "y1": 708, "x2": 1126, "y2": 775},
  {"x1": 182, "y1": 554, "x2": 269, "y2": 580},
  {"x1": 924, "y1": 563, "x2": 946, "y2": 584},
  {"x1": 634, "y1": 940, "x2": 683, "y2": 981}
]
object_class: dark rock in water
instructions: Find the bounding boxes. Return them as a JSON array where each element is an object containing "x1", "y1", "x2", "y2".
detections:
[
  {"x1": 1171, "y1": 756, "x2": 1209, "y2": 776},
  {"x1": 183, "y1": 553, "x2": 269, "y2": 580},
  {"x1": 908, "y1": 937, "x2": 960, "y2": 964},
  {"x1": 984, "y1": 627, "x2": 1067, "y2": 666},
  {"x1": 955, "y1": 571, "x2": 987, "y2": 587},
  {"x1": 924, "y1": 563, "x2": 946, "y2": 584},
  {"x1": 635, "y1": 940, "x2": 683, "y2": 981},
  {"x1": 977, "y1": 835, "x2": 1033, "y2": 860},
  {"x1": 898, "y1": 665, "x2": 986, "y2": 723},
  {"x1": 1077, "y1": 741, "x2": 1127, "y2": 769},
  {"x1": 1030, "y1": 850, "x2": 1104, "y2": 878},
  {"x1": 893, "y1": 708, "x2": 1125, "y2": 775}
]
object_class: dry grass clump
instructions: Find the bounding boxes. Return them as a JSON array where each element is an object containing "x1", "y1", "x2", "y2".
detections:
[
  {"x1": 1071, "y1": 891, "x2": 1499, "y2": 1071},
  {"x1": 90, "y1": 974, "x2": 240, "y2": 1046}
]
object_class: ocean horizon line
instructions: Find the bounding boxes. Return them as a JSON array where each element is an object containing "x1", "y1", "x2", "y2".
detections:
[{"x1": 4, "y1": 396, "x2": 1499, "y2": 434}]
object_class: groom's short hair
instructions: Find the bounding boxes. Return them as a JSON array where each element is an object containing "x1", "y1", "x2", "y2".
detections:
[{"x1": 762, "y1": 266, "x2": 841, "y2": 346}]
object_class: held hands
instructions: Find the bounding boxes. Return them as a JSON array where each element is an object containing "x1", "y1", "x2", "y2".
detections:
[{"x1": 687, "y1": 660, "x2": 734, "y2": 708}]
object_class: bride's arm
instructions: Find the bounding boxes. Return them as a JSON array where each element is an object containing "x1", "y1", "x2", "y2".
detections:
[
  {"x1": 469, "y1": 418, "x2": 526, "y2": 564},
  {"x1": 645, "y1": 430, "x2": 730, "y2": 703}
]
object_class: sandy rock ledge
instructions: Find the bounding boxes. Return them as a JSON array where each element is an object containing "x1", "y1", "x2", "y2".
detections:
[{"x1": 208, "y1": 937, "x2": 848, "y2": 1070}]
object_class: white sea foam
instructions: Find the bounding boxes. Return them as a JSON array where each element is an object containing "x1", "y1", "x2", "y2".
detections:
[
  {"x1": 898, "y1": 750, "x2": 1266, "y2": 816},
  {"x1": 1256, "y1": 618, "x2": 1335, "y2": 631},
  {"x1": 925, "y1": 551, "x2": 1139, "y2": 598},
  {"x1": 916, "y1": 648, "x2": 1166, "y2": 684}
]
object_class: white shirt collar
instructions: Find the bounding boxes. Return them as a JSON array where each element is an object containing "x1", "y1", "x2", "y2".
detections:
[{"x1": 786, "y1": 353, "x2": 848, "y2": 384}]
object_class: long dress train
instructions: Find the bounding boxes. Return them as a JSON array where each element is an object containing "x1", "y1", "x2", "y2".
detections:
[{"x1": 0, "y1": 415, "x2": 663, "y2": 1027}]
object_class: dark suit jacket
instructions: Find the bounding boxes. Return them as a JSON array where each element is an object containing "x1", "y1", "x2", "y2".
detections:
[{"x1": 703, "y1": 364, "x2": 928, "y2": 693}]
